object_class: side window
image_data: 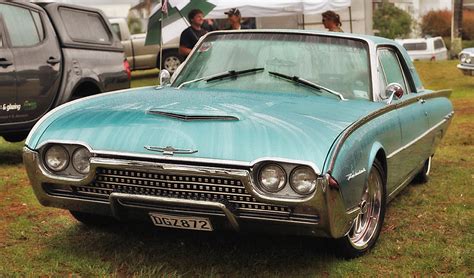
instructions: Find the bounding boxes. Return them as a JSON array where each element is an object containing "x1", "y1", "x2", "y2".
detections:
[
  {"x1": 378, "y1": 49, "x2": 408, "y2": 99},
  {"x1": 59, "y1": 8, "x2": 111, "y2": 45},
  {"x1": 111, "y1": 23, "x2": 122, "y2": 41},
  {"x1": 434, "y1": 39, "x2": 445, "y2": 50},
  {"x1": 0, "y1": 4, "x2": 43, "y2": 47}
]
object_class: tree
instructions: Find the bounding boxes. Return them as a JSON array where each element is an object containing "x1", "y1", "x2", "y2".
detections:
[
  {"x1": 421, "y1": 10, "x2": 452, "y2": 37},
  {"x1": 373, "y1": 3, "x2": 413, "y2": 39}
]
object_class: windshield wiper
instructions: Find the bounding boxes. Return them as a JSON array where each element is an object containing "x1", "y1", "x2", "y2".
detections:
[
  {"x1": 268, "y1": 71, "x2": 346, "y2": 101},
  {"x1": 177, "y1": 67, "x2": 265, "y2": 89}
]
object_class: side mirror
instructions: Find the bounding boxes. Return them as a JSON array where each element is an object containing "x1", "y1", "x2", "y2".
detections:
[
  {"x1": 159, "y1": 70, "x2": 171, "y2": 86},
  {"x1": 385, "y1": 83, "x2": 404, "y2": 104}
]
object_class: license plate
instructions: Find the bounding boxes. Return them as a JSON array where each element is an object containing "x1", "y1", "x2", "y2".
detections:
[{"x1": 149, "y1": 212, "x2": 213, "y2": 231}]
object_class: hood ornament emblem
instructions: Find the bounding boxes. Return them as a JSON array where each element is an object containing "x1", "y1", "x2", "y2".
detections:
[{"x1": 144, "y1": 145, "x2": 198, "y2": 156}]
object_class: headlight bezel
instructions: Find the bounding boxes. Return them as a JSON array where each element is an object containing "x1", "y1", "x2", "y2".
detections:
[
  {"x1": 40, "y1": 143, "x2": 92, "y2": 177},
  {"x1": 252, "y1": 160, "x2": 320, "y2": 198}
]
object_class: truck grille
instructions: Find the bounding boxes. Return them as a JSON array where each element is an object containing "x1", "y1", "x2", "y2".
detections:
[{"x1": 71, "y1": 168, "x2": 291, "y2": 218}]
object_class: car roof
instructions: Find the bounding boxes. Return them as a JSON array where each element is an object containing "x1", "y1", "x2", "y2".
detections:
[{"x1": 209, "y1": 29, "x2": 400, "y2": 48}]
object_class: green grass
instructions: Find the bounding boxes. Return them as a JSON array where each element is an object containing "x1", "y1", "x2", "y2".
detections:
[{"x1": 0, "y1": 61, "x2": 472, "y2": 276}]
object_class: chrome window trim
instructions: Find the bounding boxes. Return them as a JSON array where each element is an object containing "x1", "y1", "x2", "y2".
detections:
[
  {"x1": 375, "y1": 47, "x2": 411, "y2": 101},
  {"x1": 325, "y1": 90, "x2": 452, "y2": 173}
]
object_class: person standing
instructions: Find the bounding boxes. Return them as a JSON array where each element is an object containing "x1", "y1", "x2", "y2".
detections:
[
  {"x1": 225, "y1": 8, "x2": 244, "y2": 30},
  {"x1": 179, "y1": 9, "x2": 208, "y2": 58},
  {"x1": 322, "y1": 10, "x2": 344, "y2": 32}
]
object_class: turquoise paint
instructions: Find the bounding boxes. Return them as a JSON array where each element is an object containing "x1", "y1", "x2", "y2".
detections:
[{"x1": 26, "y1": 86, "x2": 384, "y2": 169}]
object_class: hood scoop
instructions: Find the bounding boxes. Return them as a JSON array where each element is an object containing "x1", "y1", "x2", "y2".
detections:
[{"x1": 147, "y1": 109, "x2": 240, "y2": 122}]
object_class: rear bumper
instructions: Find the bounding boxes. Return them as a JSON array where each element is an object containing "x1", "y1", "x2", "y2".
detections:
[{"x1": 23, "y1": 147, "x2": 359, "y2": 238}]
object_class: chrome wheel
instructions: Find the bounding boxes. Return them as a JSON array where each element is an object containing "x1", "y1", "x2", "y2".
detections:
[
  {"x1": 349, "y1": 165, "x2": 383, "y2": 249},
  {"x1": 163, "y1": 56, "x2": 181, "y2": 73}
]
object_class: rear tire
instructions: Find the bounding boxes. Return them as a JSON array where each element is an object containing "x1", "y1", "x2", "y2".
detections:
[
  {"x1": 335, "y1": 159, "x2": 386, "y2": 259},
  {"x1": 69, "y1": 211, "x2": 118, "y2": 226},
  {"x1": 413, "y1": 156, "x2": 432, "y2": 184}
]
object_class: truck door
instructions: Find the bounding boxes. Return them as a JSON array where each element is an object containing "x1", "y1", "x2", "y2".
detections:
[
  {"x1": 0, "y1": 14, "x2": 17, "y2": 125},
  {"x1": 0, "y1": 3, "x2": 61, "y2": 123}
]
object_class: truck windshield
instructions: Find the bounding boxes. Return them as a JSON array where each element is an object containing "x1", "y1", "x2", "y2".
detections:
[{"x1": 172, "y1": 32, "x2": 371, "y2": 100}]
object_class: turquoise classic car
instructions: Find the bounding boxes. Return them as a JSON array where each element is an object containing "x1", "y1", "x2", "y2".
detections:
[{"x1": 23, "y1": 30, "x2": 453, "y2": 258}]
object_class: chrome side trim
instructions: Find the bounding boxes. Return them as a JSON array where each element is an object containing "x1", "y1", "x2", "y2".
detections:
[
  {"x1": 326, "y1": 90, "x2": 452, "y2": 173},
  {"x1": 109, "y1": 193, "x2": 240, "y2": 231},
  {"x1": 387, "y1": 114, "x2": 453, "y2": 159}
]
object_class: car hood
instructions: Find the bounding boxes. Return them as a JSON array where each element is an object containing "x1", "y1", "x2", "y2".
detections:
[
  {"x1": 461, "y1": 48, "x2": 474, "y2": 55},
  {"x1": 27, "y1": 87, "x2": 383, "y2": 169}
]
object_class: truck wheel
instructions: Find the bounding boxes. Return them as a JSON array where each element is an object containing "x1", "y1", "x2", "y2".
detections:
[
  {"x1": 335, "y1": 159, "x2": 386, "y2": 259},
  {"x1": 161, "y1": 50, "x2": 181, "y2": 74},
  {"x1": 70, "y1": 210, "x2": 119, "y2": 226},
  {"x1": 413, "y1": 156, "x2": 432, "y2": 184},
  {"x1": 3, "y1": 132, "x2": 28, "y2": 143}
]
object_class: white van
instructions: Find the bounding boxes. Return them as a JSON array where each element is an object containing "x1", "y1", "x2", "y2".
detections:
[{"x1": 395, "y1": 37, "x2": 448, "y2": 61}]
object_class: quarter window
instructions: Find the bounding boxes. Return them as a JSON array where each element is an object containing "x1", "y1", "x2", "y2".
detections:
[
  {"x1": 378, "y1": 49, "x2": 408, "y2": 99},
  {"x1": 59, "y1": 8, "x2": 111, "y2": 45},
  {"x1": 0, "y1": 4, "x2": 43, "y2": 47},
  {"x1": 434, "y1": 39, "x2": 445, "y2": 50},
  {"x1": 403, "y1": 43, "x2": 427, "y2": 51}
]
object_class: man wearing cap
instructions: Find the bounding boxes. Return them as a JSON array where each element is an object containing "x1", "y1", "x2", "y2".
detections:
[
  {"x1": 179, "y1": 9, "x2": 208, "y2": 58},
  {"x1": 225, "y1": 8, "x2": 245, "y2": 30}
]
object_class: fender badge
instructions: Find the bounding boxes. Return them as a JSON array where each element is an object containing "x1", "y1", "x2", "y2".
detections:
[
  {"x1": 144, "y1": 146, "x2": 198, "y2": 156},
  {"x1": 346, "y1": 168, "x2": 366, "y2": 181}
]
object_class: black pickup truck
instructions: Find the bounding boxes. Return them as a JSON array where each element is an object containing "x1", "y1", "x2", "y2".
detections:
[{"x1": 0, "y1": 1, "x2": 130, "y2": 142}]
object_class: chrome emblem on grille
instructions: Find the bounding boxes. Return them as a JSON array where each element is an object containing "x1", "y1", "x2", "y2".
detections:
[{"x1": 144, "y1": 145, "x2": 198, "y2": 156}]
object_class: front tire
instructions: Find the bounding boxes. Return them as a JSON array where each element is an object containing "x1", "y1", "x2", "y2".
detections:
[
  {"x1": 69, "y1": 211, "x2": 118, "y2": 226},
  {"x1": 335, "y1": 160, "x2": 386, "y2": 259}
]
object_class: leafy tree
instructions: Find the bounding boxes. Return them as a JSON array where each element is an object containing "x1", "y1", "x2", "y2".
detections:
[
  {"x1": 373, "y1": 3, "x2": 413, "y2": 39},
  {"x1": 128, "y1": 17, "x2": 143, "y2": 35},
  {"x1": 421, "y1": 10, "x2": 452, "y2": 38}
]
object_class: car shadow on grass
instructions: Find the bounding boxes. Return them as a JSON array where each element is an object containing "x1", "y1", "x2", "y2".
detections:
[
  {"x1": 46, "y1": 221, "x2": 339, "y2": 275},
  {"x1": 0, "y1": 143, "x2": 24, "y2": 165}
]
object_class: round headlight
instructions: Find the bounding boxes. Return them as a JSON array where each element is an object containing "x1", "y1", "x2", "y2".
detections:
[
  {"x1": 72, "y1": 147, "x2": 91, "y2": 174},
  {"x1": 290, "y1": 166, "x2": 317, "y2": 195},
  {"x1": 460, "y1": 54, "x2": 467, "y2": 63},
  {"x1": 258, "y1": 164, "x2": 287, "y2": 193},
  {"x1": 44, "y1": 145, "x2": 69, "y2": 172},
  {"x1": 466, "y1": 57, "x2": 472, "y2": 64}
]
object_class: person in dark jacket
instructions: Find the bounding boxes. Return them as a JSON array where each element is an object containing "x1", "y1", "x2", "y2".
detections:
[{"x1": 179, "y1": 9, "x2": 208, "y2": 58}]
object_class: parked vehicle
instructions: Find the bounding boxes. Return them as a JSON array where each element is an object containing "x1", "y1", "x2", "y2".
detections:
[
  {"x1": 24, "y1": 30, "x2": 453, "y2": 258},
  {"x1": 458, "y1": 48, "x2": 474, "y2": 76},
  {"x1": 109, "y1": 18, "x2": 181, "y2": 73},
  {"x1": 0, "y1": 1, "x2": 130, "y2": 142},
  {"x1": 396, "y1": 37, "x2": 448, "y2": 61}
]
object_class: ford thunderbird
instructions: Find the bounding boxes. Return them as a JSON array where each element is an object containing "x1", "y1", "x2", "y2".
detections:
[{"x1": 23, "y1": 31, "x2": 453, "y2": 258}]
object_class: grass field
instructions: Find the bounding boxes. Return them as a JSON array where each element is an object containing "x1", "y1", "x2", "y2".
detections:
[{"x1": 0, "y1": 61, "x2": 472, "y2": 277}]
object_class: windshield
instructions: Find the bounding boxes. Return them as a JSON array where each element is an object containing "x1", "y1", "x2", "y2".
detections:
[{"x1": 173, "y1": 32, "x2": 372, "y2": 100}]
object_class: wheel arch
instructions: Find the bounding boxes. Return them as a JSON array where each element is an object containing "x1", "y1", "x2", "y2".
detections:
[
  {"x1": 69, "y1": 78, "x2": 104, "y2": 100},
  {"x1": 368, "y1": 142, "x2": 388, "y2": 186}
]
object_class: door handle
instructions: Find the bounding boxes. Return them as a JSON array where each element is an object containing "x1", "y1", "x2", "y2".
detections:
[
  {"x1": 47, "y1": 57, "x2": 61, "y2": 65},
  {"x1": 0, "y1": 58, "x2": 12, "y2": 68}
]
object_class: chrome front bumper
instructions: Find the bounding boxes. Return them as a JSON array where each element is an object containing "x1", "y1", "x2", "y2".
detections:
[
  {"x1": 457, "y1": 64, "x2": 474, "y2": 76},
  {"x1": 23, "y1": 147, "x2": 359, "y2": 238}
]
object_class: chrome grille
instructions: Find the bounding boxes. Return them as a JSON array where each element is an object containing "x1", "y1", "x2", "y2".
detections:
[{"x1": 73, "y1": 168, "x2": 291, "y2": 217}]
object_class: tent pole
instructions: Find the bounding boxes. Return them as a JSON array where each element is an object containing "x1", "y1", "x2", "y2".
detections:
[
  {"x1": 349, "y1": 6, "x2": 353, "y2": 33},
  {"x1": 302, "y1": 14, "x2": 305, "y2": 30},
  {"x1": 160, "y1": 1, "x2": 164, "y2": 74}
]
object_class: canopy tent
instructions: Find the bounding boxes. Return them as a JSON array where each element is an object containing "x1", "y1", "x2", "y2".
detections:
[
  {"x1": 207, "y1": 0, "x2": 351, "y2": 18},
  {"x1": 145, "y1": 0, "x2": 352, "y2": 47}
]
